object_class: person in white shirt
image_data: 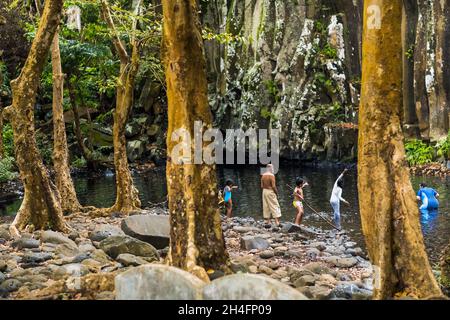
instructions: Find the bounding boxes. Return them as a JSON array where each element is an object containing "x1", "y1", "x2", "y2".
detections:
[{"x1": 330, "y1": 168, "x2": 350, "y2": 229}]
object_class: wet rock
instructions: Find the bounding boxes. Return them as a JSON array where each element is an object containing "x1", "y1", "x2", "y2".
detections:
[
  {"x1": 240, "y1": 236, "x2": 270, "y2": 251},
  {"x1": 41, "y1": 231, "x2": 77, "y2": 248},
  {"x1": 115, "y1": 265, "x2": 205, "y2": 300},
  {"x1": 116, "y1": 253, "x2": 149, "y2": 267},
  {"x1": 89, "y1": 224, "x2": 124, "y2": 242},
  {"x1": 260, "y1": 250, "x2": 275, "y2": 259},
  {"x1": 21, "y1": 252, "x2": 53, "y2": 264},
  {"x1": 12, "y1": 238, "x2": 40, "y2": 250},
  {"x1": 203, "y1": 274, "x2": 308, "y2": 300},
  {"x1": 99, "y1": 235, "x2": 159, "y2": 260},
  {"x1": 0, "y1": 278, "x2": 22, "y2": 292},
  {"x1": 208, "y1": 270, "x2": 225, "y2": 281},
  {"x1": 121, "y1": 215, "x2": 169, "y2": 249},
  {"x1": 331, "y1": 283, "x2": 372, "y2": 300},
  {"x1": 281, "y1": 223, "x2": 302, "y2": 233}
]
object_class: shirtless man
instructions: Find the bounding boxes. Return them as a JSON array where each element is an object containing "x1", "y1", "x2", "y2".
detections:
[{"x1": 261, "y1": 164, "x2": 282, "y2": 226}]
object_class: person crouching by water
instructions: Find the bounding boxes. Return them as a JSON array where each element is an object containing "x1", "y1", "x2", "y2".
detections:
[
  {"x1": 330, "y1": 168, "x2": 350, "y2": 229},
  {"x1": 417, "y1": 183, "x2": 439, "y2": 212},
  {"x1": 261, "y1": 164, "x2": 282, "y2": 227},
  {"x1": 293, "y1": 178, "x2": 309, "y2": 225},
  {"x1": 224, "y1": 180, "x2": 238, "y2": 220}
]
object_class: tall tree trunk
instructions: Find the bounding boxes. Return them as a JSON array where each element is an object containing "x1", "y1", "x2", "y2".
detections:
[
  {"x1": 162, "y1": 0, "x2": 230, "y2": 281},
  {"x1": 99, "y1": 0, "x2": 141, "y2": 215},
  {"x1": 3, "y1": 0, "x2": 68, "y2": 238},
  {"x1": 441, "y1": 243, "x2": 450, "y2": 291},
  {"x1": 402, "y1": 0, "x2": 420, "y2": 138},
  {"x1": 414, "y1": 0, "x2": 431, "y2": 140},
  {"x1": 432, "y1": 0, "x2": 450, "y2": 139},
  {"x1": 358, "y1": 0, "x2": 442, "y2": 299},
  {"x1": 51, "y1": 31, "x2": 82, "y2": 213}
]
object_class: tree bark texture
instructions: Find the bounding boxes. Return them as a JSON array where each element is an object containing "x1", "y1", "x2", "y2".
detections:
[
  {"x1": 4, "y1": 0, "x2": 68, "y2": 237},
  {"x1": 358, "y1": 0, "x2": 442, "y2": 299},
  {"x1": 162, "y1": 0, "x2": 230, "y2": 281}
]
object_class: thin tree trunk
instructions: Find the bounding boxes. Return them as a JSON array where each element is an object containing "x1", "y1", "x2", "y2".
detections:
[
  {"x1": 51, "y1": 31, "x2": 82, "y2": 213},
  {"x1": 414, "y1": 0, "x2": 431, "y2": 140},
  {"x1": 3, "y1": 0, "x2": 68, "y2": 238},
  {"x1": 358, "y1": 0, "x2": 442, "y2": 299},
  {"x1": 402, "y1": 0, "x2": 420, "y2": 138},
  {"x1": 432, "y1": 0, "x2": 450, "y2": 139},
  {"x1": 162, "y1": 0, "x2": 230, "y2": 281},
  {"x1": 99, "y1": 0, "x2": 141, "y2": 215}
]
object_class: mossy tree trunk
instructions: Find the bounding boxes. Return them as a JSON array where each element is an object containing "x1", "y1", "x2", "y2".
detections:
[
  {"x1": 51, "y1": 30, "x2": 82, "y2": 213},
  {"x1": 99, "y1": 0, "x2": 141, "y2": 215},
  {"x1": 162, "y1": 0, "x2": 230, "y2": 281},
  {"x1": 440, "y1": 243, "x2": 450, "y2": 291},
  {"x1": 3, "y1": 0, "x2": 68, "y2": 237},
  {"x1": 358, "y1": 0, "x2": 442, "y2": 299}
]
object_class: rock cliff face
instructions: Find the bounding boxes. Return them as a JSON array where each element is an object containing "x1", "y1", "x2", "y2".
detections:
[{"x1": 202, "y1": 0, "x2": 449, "y2": 162}]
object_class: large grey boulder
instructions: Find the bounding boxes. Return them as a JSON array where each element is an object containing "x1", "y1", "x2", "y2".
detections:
[
  {"x1": 99, "y1": 235, "x2": 159, "y2": 260},
  {"x1": 40, "y1": 231, "x2": 77, "y2": 248},
  {"x1": 240, "y1": 236, "x2": 270, "y2": 251},
  {"x1": 121, "y1": 215, "x2": 169, "y2": 249},
  {"x1": 203, "y1": 274, "x2": 308, "y2": 300},
  {"x1": 115, "y1": 265, "x2": 205, "y2": 300}
]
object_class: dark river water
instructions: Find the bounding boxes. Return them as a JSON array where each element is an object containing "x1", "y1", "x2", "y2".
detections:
[{"x1": 1, "y1": 165, "x2": 449, "y2": 263}]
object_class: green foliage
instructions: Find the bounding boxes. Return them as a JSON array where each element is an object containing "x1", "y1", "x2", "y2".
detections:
[
  {"x1": 260, "y1": 106, "x2": 278, "y2": 122},
  {"x1": 405, "y1": 45, "x2": 415, "y2": 62},
  {"x1": 0, "y1": 156, "x2": 18, "y2": 183},
  {"x1": 2, "y1": 123, "x2": 14, "y2": 157},
  {"x1": 202, "y1": 27, "x2": 244, "y2": 44},
  {"x1": 320, "y1": 43, "x2": 338, "y2": 60},
  {"x1": 437, "y1": 131, "x2": 450, "y2": 159},
  {"x1": 306, "y1": 102, "x2": 345, "y2": 133},
  {"x1": 72, "y1": 156, "x2": 87, "y2": 169},
  {"x1": 405, "y1": 139, "x2": 434, "y2": 166},
  {"x1": 264, "y1": 80, "x2": 281, "y2": 103}
]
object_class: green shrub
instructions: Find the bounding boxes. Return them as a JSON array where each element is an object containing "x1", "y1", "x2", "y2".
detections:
[
  {"x1": 71, "y1": 156, "x2": 87, "y2": 169},
  {"x1": 405, "y1": 139, "x2": 434, "y2": 166},
  {"x1": 437, "y1": 131, "x2": 450, "y2": 160},
  {"x1": 0, "y1": 156, "x2": 18, "y2": 183},
  {"x1": 2, "y1": 123, "x2": 14, "y2": 157}
]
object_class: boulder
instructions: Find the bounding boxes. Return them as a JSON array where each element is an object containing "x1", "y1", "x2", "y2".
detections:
[
  {"x1": 41, "y1": 231, "x2": 77, "y2": 248},
  {"x1": 203, "y1": 274, "x2": 308, "y2": 300},
  {"x1": 0, "y1": 260, "x2": 8, "y2": 272},
  {"x1": 115, "y1": 265, "x2": 205, "y2": 300},
  {"x1": 331, "y1": 283, "x2": 372, "y2": 300},
  {"x1": 99, "y1": 235, "x2": 159, "y2": 260},
  {"x1": 240, "y1": 236, "x2": 270, "y2": 251},
  {"x1": 89, "y1": 224, "x2": 124, "y2": 242},
  {"x1": 0, "y1": 279, "x2": 22, "y2": 292},
  {"x1": 0, "y1": 225, "x2": 11, "y2": 241},
  {"x1": 55, "y1": 243, "x2": 80, "y2": 258},
  {"x1": 324, "y1": 256, "x2": 358, "y2": 268},
  {"x1": 116, "y1": 253, "x2": 149, "y2": 267},
  {"x1": 12, "y1": 238, "x2": 40, "y2": 250},
  {"x1": 301, "y1": 285, "x2": 333, "y2": 300},
  {"x1": 259, "y1": 250, "x2": 275, "y2": 259},
  {"x1": 294, "y1": 275, "x2": 317, "y2": 287},
  {"x1": 304, "y1": 262, "x2": 336, "y2": 276},
  {"x1": 0, "y1": 271, "x2": 5, "y2": 283},
  {"x1": 121, "y1": 215, "x2": 169, "y2": 249},
  {"x1": 21, "y1": 252, "x2": 53, "y2": 264},
  {"x1": 233, "y1": 226, "x2": 261, "y2": 233},
  {"x1": 127, "y1": 140, "x2": 146, "y2": 162},
  {"x1": 310, "y1": 242, "x2": 327, "y2": 251}
]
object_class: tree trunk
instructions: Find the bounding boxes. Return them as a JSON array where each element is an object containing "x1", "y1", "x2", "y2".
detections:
[
  {"x1": 402, "y1": 0, "x2": 420, "y2": 138},
  {"x1": 3, "y1": 0, "x2": 68, "y2": 237},
  {"x1": 51, "y1": 31, "x2": 82, "y2": 213},
  {"x1": 414, "y1": 0, "x2": 431, "y2": 140},
  {"x1": 432, "y1": 0, "x2": 450, "y2": 139},
  {"x1": 441, "y1": 243, "x2": 450, "y2": 291},
  {"x1": 99, "y1": 0, "x2": 141, "y2": 215},
  {"x1": 162, "y1": 0, "x2": 230, "y2": 281},
  {"x1": 358, "y1": 0, "x2": 442, "y2": 299}
]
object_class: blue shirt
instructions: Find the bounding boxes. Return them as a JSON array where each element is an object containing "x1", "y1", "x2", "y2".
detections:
[
  {"x1": 417, "y1": 187, "x2": 439, "y2": 210},
  {"x1": 224, "y1": 186, "x2": 232, "y2": 202}
]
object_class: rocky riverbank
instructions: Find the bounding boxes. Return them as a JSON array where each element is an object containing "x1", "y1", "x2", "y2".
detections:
[
  {"x1": 410, "y1": 162, "x2": 450, "y2": 177},
  {"x1": 0, "y1": 209, "x2": 374, "y2": 300}
]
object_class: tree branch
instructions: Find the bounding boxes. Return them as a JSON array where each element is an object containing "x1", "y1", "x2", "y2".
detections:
[{"x1": 101, "y1": 0, "x2": 129, "y2": 63}]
